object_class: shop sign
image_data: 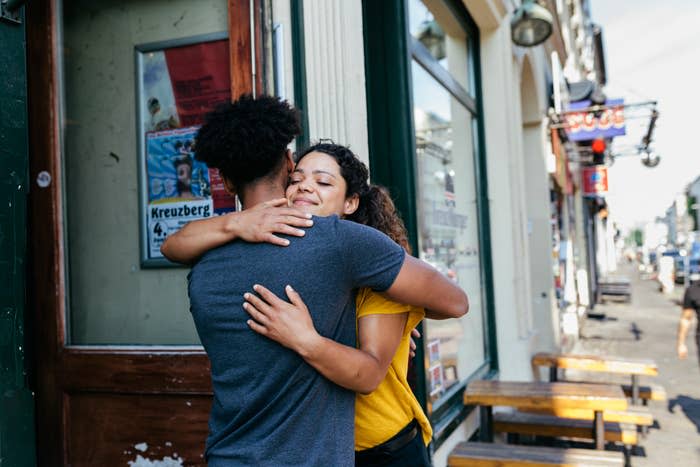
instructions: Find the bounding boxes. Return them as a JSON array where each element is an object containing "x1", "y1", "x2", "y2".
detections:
[
  {"x1": 565, "y1": 98, "x2": 625, "y2": 142},
  {"x1": 582, "y1": 166, "x2": 608, "y2": 196}
]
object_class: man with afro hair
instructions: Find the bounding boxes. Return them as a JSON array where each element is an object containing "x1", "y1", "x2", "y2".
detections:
[
  {"x1": 194, "y1": 94, "x2": 301, "y2": 203},
  {"x1": 182, "y1": 95, "x2": 468, "y2": 466}
]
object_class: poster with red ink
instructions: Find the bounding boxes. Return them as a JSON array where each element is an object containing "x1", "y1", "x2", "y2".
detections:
[{"x1": 137, "y1": 35, "x2": 236, "y2": 265}]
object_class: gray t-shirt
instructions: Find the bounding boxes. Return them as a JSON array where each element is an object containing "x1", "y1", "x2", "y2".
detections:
[{"x1": 188, "y1": 215, "x2": 405, "y2": 466}]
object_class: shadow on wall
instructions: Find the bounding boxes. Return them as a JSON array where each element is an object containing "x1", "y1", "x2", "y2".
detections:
[{"x1": 668, "y1": 395, "x2": 700, "y2": 433}]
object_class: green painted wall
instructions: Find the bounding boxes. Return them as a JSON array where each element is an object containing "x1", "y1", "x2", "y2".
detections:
[{"x1": 0, "y1": 7, "x2": 37, "y2": 466}]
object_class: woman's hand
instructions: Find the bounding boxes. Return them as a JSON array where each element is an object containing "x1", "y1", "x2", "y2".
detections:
[
  {"x1": 160, "y1": 198, "x2": 313, "y2": 264},
  {"x1": 409, "y1": 327, "x2": 420, "y2": 358},
  {"x1": 228, "y1": 198, "x2": 314, "y2": 246},
  {"x1": 244, "y1": 284, "x2": 321, "y2": 355}
]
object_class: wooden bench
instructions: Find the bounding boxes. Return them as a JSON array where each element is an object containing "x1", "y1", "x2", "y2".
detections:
[
  {"x1": 464, "y1": 380, "x2": 628, "y2": 450},
  {"x1": 493, "y1": 412, "x2": 639, "y2": 446},
  {"x1": 448, "y1": 441, "x2": 624, "y2": 466},
  {"x1": 598, "y1": 276, "x2": 632, "y2": 302},
  {"x1": 532, "y1": 353, "x2": 659, "y2": 405}
]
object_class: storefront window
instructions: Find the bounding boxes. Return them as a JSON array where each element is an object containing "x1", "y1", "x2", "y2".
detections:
[
  {"x1": 61, "y1": 0, "x2": 229, "y2": 345},
  {"x1": 412, "y1": 61, "x2": 486, "y2": 406},
  {"x1": 408, "y1": 0, "x2": 489, "y2": 415}
]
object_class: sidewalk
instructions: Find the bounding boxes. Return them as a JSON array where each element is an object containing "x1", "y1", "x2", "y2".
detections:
[{"x1": 570, "y1": 263, "x2": 700, "y2": 466}]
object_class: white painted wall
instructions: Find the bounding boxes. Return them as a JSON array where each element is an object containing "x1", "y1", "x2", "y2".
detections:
[
  {"x1": 479, "y1": 19, "x2": 538, "y2": 382},
  {"x1": 519, "y1": 52, "x2": 559, "y2": 353},
  {"x1": 302, "y1": 0, "x2": 369, "y2": 164}
]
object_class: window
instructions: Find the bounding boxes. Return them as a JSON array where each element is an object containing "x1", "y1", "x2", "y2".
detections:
[
  {"x1": 60, "y1": 0, "x2": 230, "y2": 345},
  {"x1": 408, "y1": 0, "x2": 495, "y2": 440},
  {"x1": 411, "y1": 61, "x2": 486, "y2": 403},
  {"x1": 408, "y1": 0, "x2": 492, "y2": 418}
]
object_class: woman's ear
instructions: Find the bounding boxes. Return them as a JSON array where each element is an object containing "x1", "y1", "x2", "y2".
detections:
[{"x1": 343, "y1": 194, "x2": 360, "y2": 216}]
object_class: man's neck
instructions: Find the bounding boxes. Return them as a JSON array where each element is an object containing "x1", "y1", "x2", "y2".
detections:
[{"x1": 239, "y1": 179, "x2": 287, "y2": 210}]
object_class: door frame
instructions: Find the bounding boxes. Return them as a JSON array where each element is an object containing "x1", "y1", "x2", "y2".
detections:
[
  {"x1": 0, "y1": 4, "x2": 37, "y2": 467},
  {"x1": 26, "y1": 0, "x2": 262, "y2": 464}
]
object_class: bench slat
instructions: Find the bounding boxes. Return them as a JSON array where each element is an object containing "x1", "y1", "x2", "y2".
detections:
[
  {"x1": 519, "y1": 406, "x2": 654, "y2": 426},
  {"x1": 464, "y1": 381, "x2": 628, "y2": 412},
  {"x1": 532, "y1": 353, "x2": 658, "y2": 376},
  {"x1": 566, "y1": 381, "x2": 667, "y2": 401},
  {"x1": 448, "y1": 441, "x2": 624, "y2": 467},
  {"x1": 493, "y1": 412, "x2": 638, "y2": 445}
]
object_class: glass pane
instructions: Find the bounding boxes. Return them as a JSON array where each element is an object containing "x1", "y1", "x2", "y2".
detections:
[
  {"x1": 408, "y1": 0, "x2": 471, "y2": 94},
  {"x1": 411, "y1": 61, "x2": 485, "y2": 406},
  {"x1": 62, "y1": 0, "x2": 229, "y2": 344}
]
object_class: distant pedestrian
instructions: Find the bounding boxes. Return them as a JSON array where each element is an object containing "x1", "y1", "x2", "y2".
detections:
[
  {"x1": 658, "y1": 255, "x2": 675, "y2": 294},
  {"x1": 677, "y1": 273, "x2": 700, "y2": 366}
]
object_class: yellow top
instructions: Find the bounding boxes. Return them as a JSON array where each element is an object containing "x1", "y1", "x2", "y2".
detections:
[{"x1": 354, "y1": 288, "x2": 432, "y2": 450}]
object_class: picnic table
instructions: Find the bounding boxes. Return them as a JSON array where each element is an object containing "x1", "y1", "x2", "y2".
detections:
[
  {"x1": 532, "y1": 352, "x2": 658, "y2": 404},
  {"x1": 597, "y1": 276, "x2": 632, "y2": 302},
  {"x1": 464, "y1": 380, "x2": 628, "y2": 450}
]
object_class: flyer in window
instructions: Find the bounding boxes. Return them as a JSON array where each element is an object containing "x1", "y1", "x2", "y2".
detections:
[
  {"x1": 137, "y1": 35, "x2": 235, "y2": 265},
  {"x1": 428, "y1": 339, "x2": 441, "y2": 365},
  {"x1": 429, "y1": 362, "x2": 444, "y2": 397}
]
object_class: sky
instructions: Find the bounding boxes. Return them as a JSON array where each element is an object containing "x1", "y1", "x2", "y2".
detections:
[{"x1": 589, "y1": 0, "x2": 700, "y2": 229}]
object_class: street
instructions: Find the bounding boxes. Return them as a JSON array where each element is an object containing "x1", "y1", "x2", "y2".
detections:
[{"x1": 571, "y1": 263, "x2": 700, "y2": 466}]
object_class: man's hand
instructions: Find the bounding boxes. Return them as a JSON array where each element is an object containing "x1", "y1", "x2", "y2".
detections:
[{"x1": 228, "y1": 198, "x2": 313, "y2": 246}]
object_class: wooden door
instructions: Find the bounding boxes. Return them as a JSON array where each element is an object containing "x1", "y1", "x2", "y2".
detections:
[{"x1": 27, "y1": 1, "x2": 262, "y2": 465}]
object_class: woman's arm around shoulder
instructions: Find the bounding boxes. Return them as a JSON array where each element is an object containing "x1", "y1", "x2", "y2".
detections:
[
  {"x1": 383, "y1": 255, "x2": 469, "y2": 320},
  {"x1": 244, "y1": 285, "x2": 408, "y2": 394},
  {"x1": 160, "y1": 198, "x2": 313, "y2": 264}
]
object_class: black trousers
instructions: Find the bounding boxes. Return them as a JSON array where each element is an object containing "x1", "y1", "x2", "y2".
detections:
[{"x1": 355, "y1": 420, "x2": 431, "y2": 467}]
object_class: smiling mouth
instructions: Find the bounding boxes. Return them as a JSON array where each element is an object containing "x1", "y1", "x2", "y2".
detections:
[{"x1": 293, "y1": 199, "x2": 317, "y2": 206}]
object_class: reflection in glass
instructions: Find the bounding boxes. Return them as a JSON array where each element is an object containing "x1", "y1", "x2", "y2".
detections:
[
  {"x1": 408, "y1": 0, "x2": 471, "y2": 93},
  {"x1": 411, "y1": 62, "x2": 485, "y2": 406}
]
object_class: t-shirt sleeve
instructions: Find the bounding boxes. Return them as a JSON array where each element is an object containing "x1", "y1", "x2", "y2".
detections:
[
  {"x1": 356, "y1": 288, "x2": 411, "y2": 318},
  {"x1": 335, "y1": 219, "x2": 406, "y2": 292}
]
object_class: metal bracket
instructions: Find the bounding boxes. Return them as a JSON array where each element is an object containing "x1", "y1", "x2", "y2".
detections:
[{"x1": 0, "y1": 0, "x2": 23, "y2": 25}]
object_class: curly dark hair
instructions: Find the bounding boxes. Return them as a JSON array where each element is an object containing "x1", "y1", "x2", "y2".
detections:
[
  {"x1": 297, "y1": 143, "x2": 410, "y2": 252},
  {"x1": 195, "y1": 94, "x2": 300, "y2": 188}
]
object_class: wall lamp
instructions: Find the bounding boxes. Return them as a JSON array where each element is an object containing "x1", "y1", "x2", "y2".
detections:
[{"x1": 511, "y1": 0, "x2": 554, "y2": 47}]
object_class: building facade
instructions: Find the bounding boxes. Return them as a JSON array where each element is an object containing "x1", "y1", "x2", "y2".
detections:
[{"x1": 4, "y1": 0, "x2": 607, "y2": 465}]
